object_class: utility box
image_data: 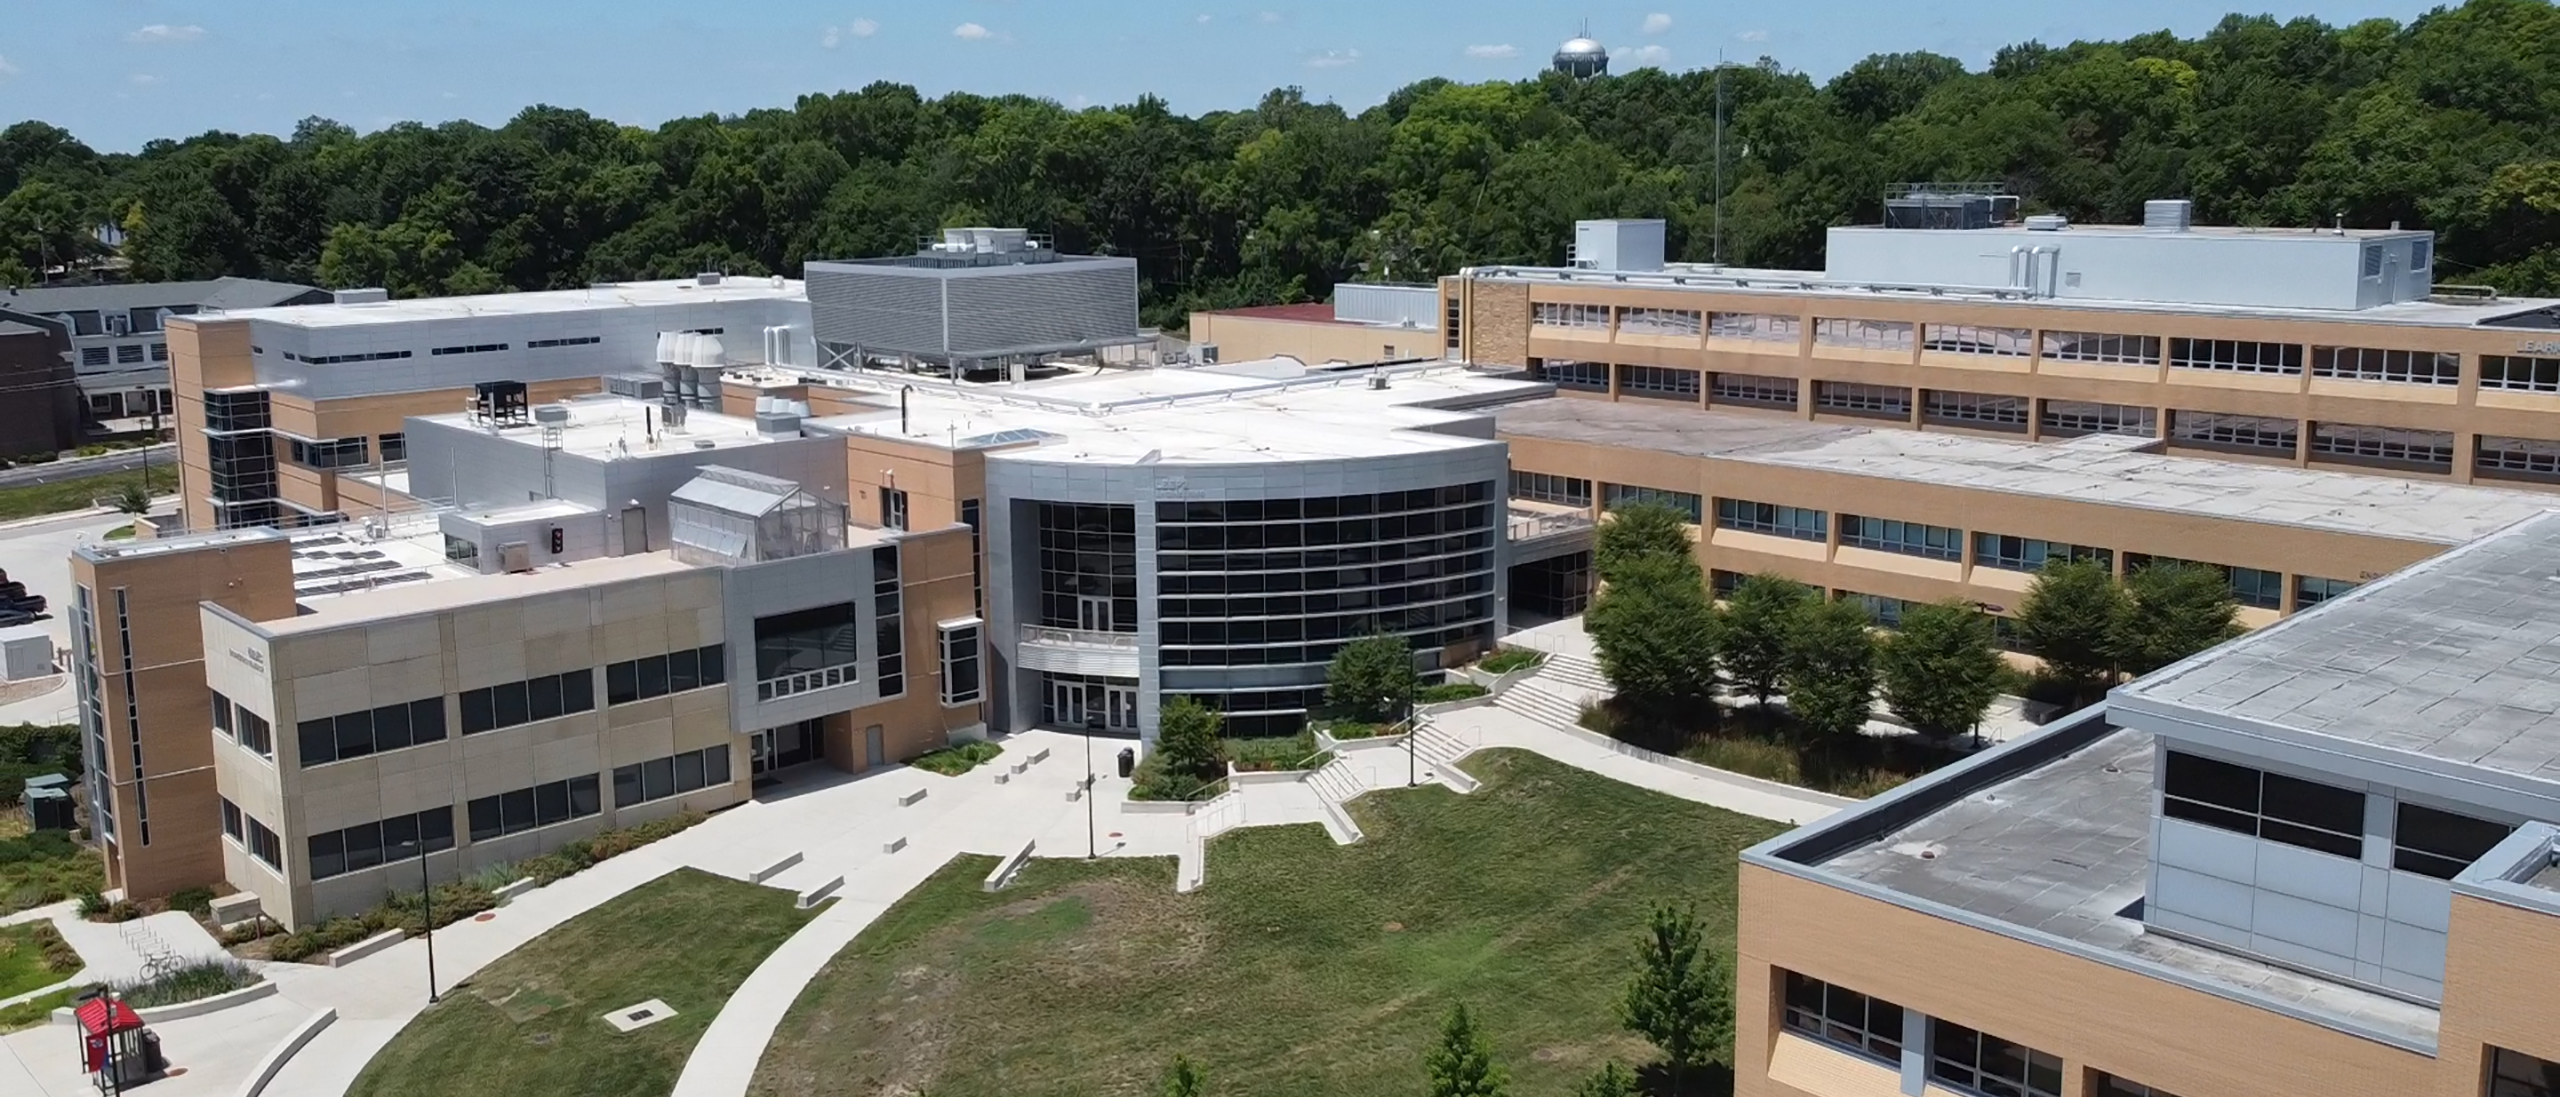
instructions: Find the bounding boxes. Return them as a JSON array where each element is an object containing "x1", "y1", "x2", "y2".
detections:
[
  {"x1": 1570, "y1": 219, "x2": 1667, "y2": 273},
  {"x1": 0, "y1": 624, "x2": 53, "y2": 681},
  {"x1": 23, "y1": 774, "x2": 72, "y2": 830}
]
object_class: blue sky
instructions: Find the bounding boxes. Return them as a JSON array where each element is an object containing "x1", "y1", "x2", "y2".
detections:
[{"x1": 3, "y1": 1, "x2": 2452, "y2": 151}]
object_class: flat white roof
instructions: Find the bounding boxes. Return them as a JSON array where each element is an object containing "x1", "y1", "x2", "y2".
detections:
[
  {"x1": 206, "y1": 277, "x2": 805, "y2": 329},
  {"x1": 792, "y1": 359, "x2": 1543, "y2": 465},
  {"x1": 265, "y1": 549, "x2": 699, "y2": 634},
  {"x1": 415, "y1": 395, "x2": 792, "y2": 462}
]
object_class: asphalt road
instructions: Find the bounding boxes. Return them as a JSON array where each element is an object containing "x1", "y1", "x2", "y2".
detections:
[{"x1": 0, "y1": 444, "x2": 175, "y2": 489}]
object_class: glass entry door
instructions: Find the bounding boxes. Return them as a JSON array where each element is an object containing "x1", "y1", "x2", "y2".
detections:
[
  {"x1": 1049, "y1": 679, "x2": 1138, "y2": 732},
  {"x1": 750, "y1": 719, "x2": 819, "y2": 775},
  {"x1": 1077, "y1": 595, "x2": 1115, "y2": 632}
]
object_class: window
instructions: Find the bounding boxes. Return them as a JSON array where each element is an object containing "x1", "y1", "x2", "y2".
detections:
[
  {"x1": 306, "y1": 807, "x2": 454, "y2": 880},
  {"x1": 605, "y1": 644, "x2": 726, "y2": 705},
  {"x1": 1847, "y1": 592, "x2": 1914, "y2": 628},
  {"x1": 150, "y1": 343, "x2": 168, "y2": 362},
  {"x1": 1533, "y1": 359, "x2": 1610, "y2": 392},
  {"x1": 220, "y1": 797, "x2": 243, "y2": 841},
  {"x1": 753, "y1": 603, "x2": 861, "y2": 700},
  {"x1": 223, "y1": 799, "x2": 282, "y2": 871},
  {"x1": 1443, "y1": 296, "x2": 1462, "y2": 354},
  {"x1": 2476, "y1": 435, "x2": 2560, "y2": 483},
  {"x1": 82, "y1": 346, "x2": 110, "y2": 367},
  {"x1": 1710, "y1": 372, "x2": 1798, "y2": 408},
  {"x1": 2295, "y1": 575, "x2": 2358, "y2": 609},
  {"x1": 1814, "y1": 381, "x2": 1911, "y2": 418},
  {"x1": 2491, "y1": 1047, "x2": 2560, "y2": 1097},
  {"x1": 1532, "y1": 302, "x2": 1611, "y2": 329},
  {"x1": 1714, "y1": 498, "x2": 1825, "y2": 541},
  {"x1": 2309, "y1": 422, "x2": 2455, "y2": 469},
  {"x1": 236, "y1": 707, "x2": 272, "y2": 757},
  {"x1": 1923, "y1": 391, "x2": 2028, "y2": 430},
  {"x1": 874, "y1": 545, "x2": 904, "y2": 698},
  {"x1": 1604, "y1": 484, "x2": 1703, "y2": 523},
  {"x1": 1510, "y1": 471, "x2": 1592, "y2": 507},
  {"x1": 2093, "y1": 1074, "x2": 2185, "y2": 1097},
  {"x1": 2168, "y1": 338, "x2": 2303, "y2": 375},
  {"x1": 459, "y1": 669, "x2": 593, "y2": 734},
  {"x1": 467, "y1": 775, "x2": 602, "y2": 841},
  {"x1": 2480, "y1": 355, "x2": 2560, "y2": 393},
  {"x1": 881, "y1": 487, "x2": 908, "y2": 531},
  {"x1": 2393, "y1": 802, "x2": 2514, "y2": 880},
  {"x1": 1813, "y1": 318, "x2": 1915, "y2": 353},
  {"x1": 2227, "y1": 565, "x2": 2284, "y2": 610},
  {"x1": 211, "y1": 691, "x2": 232, "y2": 738},
  {"x1": 612, "y1": 745, "x2": 732, "y2": 808},
  {"x1": 289, "y1": 436, "x2": 371, "y2": 470},
  {"x1": 298, "y1": 696, "x2": 447, "y2": 766},
  {"x1": 1972, "y1": 534, "x2": 2110, "y2": 573},
  {"x1": 1618, "y1": 365, "x2": 1701, "y2": 400},
  {"x1": 1923, "y1": 324, "x2": 2032, "y2": 357},
  {"x1": 429, "y1": 343, "x2": 510, "y2": 356},
  {"x1": 1709, "y1": 312, "x2": 1801, "y2": 342},
  {"x1": 2161, "y1": 750, "x2": 2365, "y2": 859},
  {"x1": 1930, "y1": 1021, "x2": 2062, "y2": 1097},
  {"x1": 1618, "y1": 307, "x2": 1702, "y2": 337},
  {"x1": 2361, "y1": 243, "x2": 2384, "y2": 278},
  {"x1": 526, "y1": 335, "x2": 603, "y2": 349},
  {"x1": 2172, "y1": 411, "x2": 2297, "y2": 454},
  {"x1": 1780, "y1": 972, "x2": 1904, "y2": 1063},
  {"x1": 961, "y1": 497, "x2": 983, "y2": 610},
  {"x1": 2410, "y1": 238, "x2": 2432, "y2": 272},
  {"x1": 2041, "y1": 400, "x2": 2155, "y2": 438},
  {"x1": 2311, "y1": 346, "x2": 2458, "y2": 385},
  {"x1": 379, "y1": 433, "x2": 406, "y2": 463},
  {"x1": 116, "y1": 344, "x2": 145, "y2": 364},
  {"x1": 939, "y1": 621, "x2": 983, "y2": 706},
  {"x1": 297, "y1": 349, "x2": 414, "y2": 365},
  {"x1": 1840, "y1": 516, "x2": 1960, "y2": 561}
]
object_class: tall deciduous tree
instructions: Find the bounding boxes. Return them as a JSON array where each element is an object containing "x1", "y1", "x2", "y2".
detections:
[
  {"x1": 1594, "y1": 499, "x2": 1695, "y2": 584},
  {"x1": 1783, "y1": 598, "x2": 1879, "y2": 745},
  {"x1": 1586, "y1": 554, "x2": 1720, "y2": 713},
  {"x1": 1425, "y1": 1002, "x2": 1508, "y2": 1097},
  {"x1": 1322, "y1": 633, "x2": 1419, "y2": 725},
  {"x1": 2018, "y1": 559, "x2": 2126, "y2": 693},
  {"x1": 1153, "y1": 695, "x2": 1225, "y2": 782},
  {"x1": 2113, "y1": 561, "x2": 2244, "y2": 676},
  {"x1": 1879, "y1": 601, "x2": 2005, "y2": 739},
  {"x1": 1619, "y1": 904, "x2": 1731, "y2": 1096},
  {"x1": 1721, "y1": 575, "x2": 1813, "y2": 708}
]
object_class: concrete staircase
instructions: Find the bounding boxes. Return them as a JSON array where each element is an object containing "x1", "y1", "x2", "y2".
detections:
[
  {"x1": 1307, "y1": 755, "x2": 1365, "y2": 804},
  {"x1": 1410, "y1": 719, "x2": 1479, "y2": 792},
  {"x1": 1535, "y1": 651, "x2": 1612, "y2": 693},
  {"x1": 1498, "y1": 678, "x2": 1593, "y2": 731}
]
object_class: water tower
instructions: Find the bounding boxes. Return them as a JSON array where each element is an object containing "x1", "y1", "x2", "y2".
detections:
[{"x1": 1552, "y1": 24, "x2": 1609, "y2": 79}]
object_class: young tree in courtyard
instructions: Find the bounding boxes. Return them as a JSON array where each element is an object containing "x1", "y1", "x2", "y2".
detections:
[
  {"x1": 1426, "y1": 1002, "x2": 1509, "y2": 1097},
  {"x1": 1619, "y1": 903, "x2": 1731, "y2": 1097},
  {"x1": 1879, "y1": 601, "x2": 2005, "y2": 740},
  {"x1": 1783, "y1": 598, "x2": 1879, "y2": 745},
  {"x1": 1322, "y1": 632, "x2": 1419, "y2": 725},
  {"x1": 2016, "y1": 559, "x2": 2127, "y2": 693},
  {"x1": 2112, "y1": 561, "x2": 2243, "y2": 676},
  {"x1": 1720, "y1": 574, "x2": 1813, "y2": 708},
  {"x1": 1153, "y1": 695, "x2": 1226, "y2": 783},
  {"x1": 1161, "y1": 1054, "x2": 1206, "y2": 1097},
  {"x1": 1585, "y1": 554, "x2": 1720, "y2": 713},
  {"x1": 1573, "y1": 1061, "x2": 1640, "y2": 1097},
  {"x1": 1594, "y1": 499, "x2": 1695, "y2": 584}
]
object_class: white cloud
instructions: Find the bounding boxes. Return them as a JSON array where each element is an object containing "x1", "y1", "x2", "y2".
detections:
[
  {"x1": 850, "y1": 18, "x2": 877, "y2": 38},
  {"x1": 1258, "y1": 11, "x2": 1283, "y2": 23},
  {"x1": 1641, "y1": 13, "x2": 1673, "y2": 35},
  {"x1": 1464, "y1": 44, "x2": 1519, "y2": 60},
  {"x1": 128, "y1": 73, "x2": 159, "y2": 86},
  {"x1": 0, "y1": 55, "x2": 17, "y2": 78},
  {"x1": 1196, "y1": 13, "x2": 1212, "y2": 24},
  {"x1": 1622, "y1": 44, "x2": 1670, "y2": 67},
  {"x1": 1304, "y1": 48, "x2": 1359, "y2": 69},
  {"x1": 821, "y1": 26, "x2": 842, "y2": 48},
  {"x1": 127, "y1": 24, "x2": 207, "y2": 43},
  {"x1": 952, "y1": 22, "x2": 993, "y2": 40},
  {"x1": 1737, "y1": 29, "x2": 1770, "y2": 43}
]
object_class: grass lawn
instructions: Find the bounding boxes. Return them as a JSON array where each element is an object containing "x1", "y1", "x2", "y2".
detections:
[
  {"x1": 0, "y1": 983, "x2": 84, "y2": 1033},
  {"x1": 347, "y1": 868, "x2": 815, "y2": 1097},
  {"x1": 0, "y1": 922, "x2": 75, "y2": 999},
  {"x1": 0, "y1": 827, "x2": 105, "y2": 915},
  {"x1": 749, "y1": 749, "x2": 1784, "y2": 1097},
  {"x1": 0, "y1": 464, "x2": 173, "y2": 523}
]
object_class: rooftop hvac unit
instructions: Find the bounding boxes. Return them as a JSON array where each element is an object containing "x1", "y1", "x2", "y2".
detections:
[
  {"x1": 2143, "y1": 199, "x2": 2194, "y2": 233},
  {"x1": 498, "y1": 541, "x2": 531, "y2": 573},
  {"x1": 2024, "y1": 214, "x2": 2070, "y2": 232},
  {"x1": 533, "y1": 404, "x2": 571, "y2": 426},
  {"x1": 604, "y1": 373, "x2": 665, "y2": 401},
  {"x1": 696, "y1": 271, "x2": 724, "y2": 286}
]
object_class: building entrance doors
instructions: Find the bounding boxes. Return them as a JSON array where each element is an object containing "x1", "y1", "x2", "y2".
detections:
[{"x1": 1049, "y1": 679, "x2": 1138, "y2": 733}]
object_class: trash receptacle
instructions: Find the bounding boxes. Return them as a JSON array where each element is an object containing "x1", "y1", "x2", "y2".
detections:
[
  {"x1": 1116, "y1": 748, "x2": 1135, "y2": 779},
  {"x1": 142, "y1": 1030, "x2": 166, "y2": 1073}
]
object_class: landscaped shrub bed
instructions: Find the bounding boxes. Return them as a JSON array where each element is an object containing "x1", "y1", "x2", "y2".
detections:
[
  {"x1": 1476, "y1": 648, "x2": 1546, "y2": 675},
  {"x1": 112, "y1": 958, "x2": 260, "y2": 1008},
  {"x1": 911, "y1": 740, "x2": 1004, "y2": 776}
]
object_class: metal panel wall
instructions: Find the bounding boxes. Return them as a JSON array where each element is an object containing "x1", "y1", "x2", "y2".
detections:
[
  {"x1": 942, "y1": 260, "x2": 1139, "y2": 356},
  {"x1": 804, "y1": 265, "x2": 947, "y2": 355},
  {"x1": 1333, "y1": 284, "x2": 1441, "y2": 328}
]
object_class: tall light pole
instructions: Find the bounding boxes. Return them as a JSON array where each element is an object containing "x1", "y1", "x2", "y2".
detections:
[
  {"x1": 1084, "y1": 708, "x2": 1100, "y2": 859},
  {"x1": 418, "y1": 847, "x2": 439, "y2": 1003},
  {"x1": 1401, "y1": 692, "x2": 1417, "y2": 787}
]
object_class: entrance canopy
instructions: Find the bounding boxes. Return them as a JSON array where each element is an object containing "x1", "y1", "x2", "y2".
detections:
[{"x1": 75, "y1": 996, "x2": 142, "y2": 1037}]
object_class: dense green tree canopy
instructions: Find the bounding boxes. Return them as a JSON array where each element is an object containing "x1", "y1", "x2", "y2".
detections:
[{"x1": 8, "y1": 3, "x2": 2560, "y2": 304}]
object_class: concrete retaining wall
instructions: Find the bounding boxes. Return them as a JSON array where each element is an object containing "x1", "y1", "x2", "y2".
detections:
[
  {"x1": 1550, "y1": 722, "x2": 1857, "y2": 809},
  {"x1": 234, "y1": 1007, "x2": 336, "y2": 1097},
  {"x1": 135, "y1": 978, "x2": 276, "y2": 1023},
  {"x1": 795, "y1": 876, "x2": 845, "y2": 909},
  {"x1": 493, "y1": 877, "x2": 538, "y2": 904},
  {"x1": 982, "y1": 839, "x2": 1037, "y2": 891},
  {"x1": 326, "y1": 929, "x2": 406, "y2": 968},
  {"x1": 750, "y1": 852, "x2": 805, "y2": 884}
]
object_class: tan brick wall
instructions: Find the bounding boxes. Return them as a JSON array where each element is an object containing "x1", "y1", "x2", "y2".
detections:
[
  {"x1": 823, "y1": 524, "x2": 987, "y2": 770},
  {"x1": 2440, "y1": 892, "x2": 2560, "y2": 1087},
  {"x1": 1464, "y1": 279, "x2": 1532, "y2": 367},
  {"x1": 167, "y1": 318, "x2": 258, "y2": 533},
  {"x1": 1736, "y1": 863, "x2": 2442, "y2": 1097},
  {"x1": 1186, "y1": 313, "x2": 1432, "y2": 366}
]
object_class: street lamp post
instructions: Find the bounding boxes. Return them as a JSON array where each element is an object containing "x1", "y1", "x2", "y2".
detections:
[
  {"x1": 1084, "y1": 710, "x2": 1101, "y2": 859},
  {"x1": 418, "y1": 847, "x2": 439, "y2": 1004},
  {"x1": 1402, "y1": 693, "x2": 1417, "y2": 788}
]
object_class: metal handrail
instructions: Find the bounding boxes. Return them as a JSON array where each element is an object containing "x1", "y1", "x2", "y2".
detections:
[{"x1": 1019, "y1": 624, "x2": 1140, "y2": 650}]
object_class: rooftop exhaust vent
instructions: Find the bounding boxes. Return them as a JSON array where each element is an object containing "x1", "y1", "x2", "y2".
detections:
[
  {"x1": 2143, "y1": 199, "x2": 2194, "y2": 233},
  {"x1": 2024, "y1": 214, "x2": 2069, "y2": 232}
]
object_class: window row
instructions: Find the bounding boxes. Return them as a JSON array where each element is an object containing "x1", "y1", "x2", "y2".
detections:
[
  {"x1": 2311, "y1": 346, "x2": 2458, "y2": 385},
  {"x1": 1709, "y1": 312, "x2": 1801, "y2": 342},
  {"x1": 307, "y1": 807, "x2": 455, "y2": 880},
  {"x1": 874, "y1": 544, "x2": 905, "y2": 699},
  {"x1": 1158, "y1": 615, "x2": 1490, "y2": 668},
  {"x1": 2162, "y1": 750, "x2": 2365, "y2": 859},
  {"x1": 1815, "y1": 381, "x2": 1911, "y2": 417},
  {"x1": 1619, "y1": 365, "x2": 1700, "y2": 399},
  {"x1": 1846, "y1": 592, "x2": 1914, "y2": 628},
  {"x1": 2477, "y1": 435, "x2": 2560, "y2": 483},
  {"x1": 460, "y1": 669, "x2": 597, "y2": 735},
  {"x1": 285, "y1": 349, "x2": 413, "y2": 365},
  {"x1": 2481, "y1": 354, "x2": 2560, "y2": 393},
  {"x1": 605, "y1": 644, "x2": 727, "y2": 705},
  {"x1": 2168, "y1": 337, "x2": 2303, "y2": 375},
  {"x1": 1814, "y1": 318, "x2": 1915, "y2": 352},
  {"x1": 1153, "y1": 484, "x2": 1490, "y2": 524},
  {"x1": 221, "y1": 797, "x2": 283, "y2": 871},
  {"x1": 210, "y1": 690, "x2": 273, "y2": 757},
  {"x1": 1923, "y1": 390, "x2": 2029, "y2": 429},
  {"x1": 1158, "y1": 575, "x2": 1495, "y2": 620},
  {"x1": 430, "y1": 342, "x2": 510, "y2": 356},
  {"x1": 1618, "y1": 307, "x2": 1702, "y2": 337},
  {"x1": 2041, "y1": 400, "x2": 2155, "y2": 437},
  {"x1": 1536, "y1": 360, "x2": 1610, "y2": 391},
  {"x1": 526, "y1": 335, "x2": 602, "y2": 349},
  {"x1": 1532, "y1": 302, "x2": 1611, "y2": 329},
  {"x1": 753, "y1": 603, "x2": 861, "y2": 685},
  {"x1": 298, "y1": 696, "x2": 447, "y2": 767},
  {"x1": 1604, "y1": 484, "x2": 1704, "y2": 524},
  {"x1": 1781, "y1": 972, "x2": 2089, "y2": 1097},
  {"x1": 2308, "y1": 423, "x2": 2454, "y2": 469},
  {"x1": 2125, "y1": 555, "x2": 2285, "y2": 610},
  {"x1": 1922, "y1": 324, "x2": 2034, "y2": 357},
  {"x1": 1156, "y1": 551, "x2": 1492, "y2": 593},
  {"x1": 2172, "y1": 411, "x2": 2297, "y2": 453},
  {"x1": 1158, "y1": 536, "x2": 1493, "y2": 578},
  {"x1": 2043, "y1": 332, "x2": 2160, "y2": 365},
  {"x1": 1972, "y1": 534, "x2": 2110, "y2": 574},
  {"x1": 289, "y1": 436, "x2": 371, "y2": 470},
  {"x1": 1710, "y1": 372, "x2": 1798, "y2": 407},
  {"x1": 613, "y1": 745, "x2": 733, "y2": 809},
  {"x1": 466, "y1": 775, "x2": 603, "y2": 843},
  {"x1": 1157, "y1": 508, "x2": 1492, "y2": 550},
  {"x1": 939, "y1": 620, "x2": 983, "y2": 706},
  {"x1": 1839, "y1": 515, "x2": 1961, "y2": 561},
  {"x1": 1714, "y1": 498, "x2": 1826, "y2": 542},
  {"x1": 1511, "y1": 471, "x2": 1592, "y2": 507}
]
